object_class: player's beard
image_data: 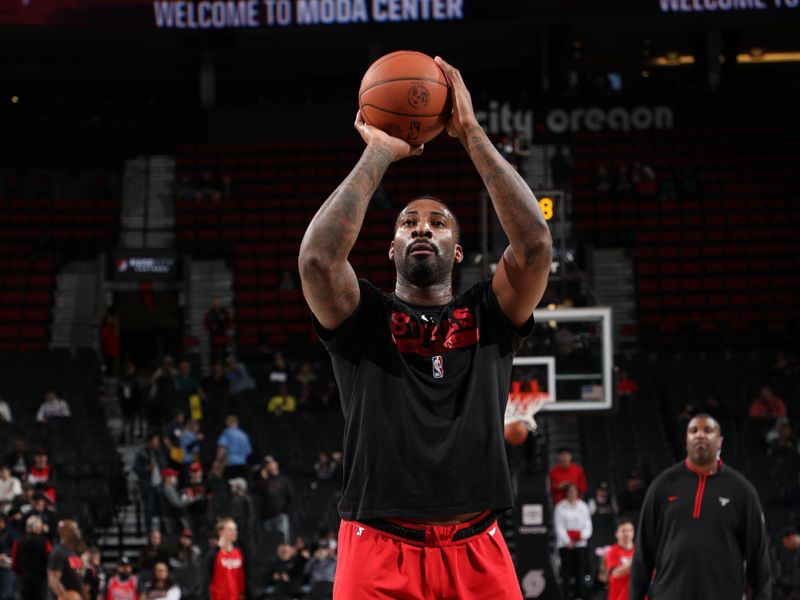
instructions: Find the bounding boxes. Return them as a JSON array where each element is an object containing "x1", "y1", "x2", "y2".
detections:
[{"x1": 398, "y1": 245, "x2": 452, "y2": 288}]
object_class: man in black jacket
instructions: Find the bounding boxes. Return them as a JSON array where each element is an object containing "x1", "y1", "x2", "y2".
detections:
[{"x1": 630, "y1": 413, "x2": 771, "y2": 599}]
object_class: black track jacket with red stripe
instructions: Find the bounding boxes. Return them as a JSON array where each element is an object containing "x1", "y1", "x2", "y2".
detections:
[{"x1": 630, "y1": 459, "x2": 771, "y2": 600}]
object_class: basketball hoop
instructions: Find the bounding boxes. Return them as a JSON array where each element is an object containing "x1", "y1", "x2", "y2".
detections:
[{"x1": 504, "y1": 392, "x2": 549, "y2": 432}]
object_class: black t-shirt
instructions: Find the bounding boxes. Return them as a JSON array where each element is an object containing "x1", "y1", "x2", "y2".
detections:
[
  {"x1": 314, "y1": 278, "x2": 533, "y2": 520},
  {"x1": 47, "y1": 544, "x2": 83, "y2": 595}
]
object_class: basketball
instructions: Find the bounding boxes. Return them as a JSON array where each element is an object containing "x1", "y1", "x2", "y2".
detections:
[
  {"x1": 504, "y1": 421, "x2": 529, "y2": 446},
  {"x1": 65, "y1": 591, "x2": 83, "y2": 600},
  {"x1": 358, "y1": 50, "x2": 451, "y2": 145}
]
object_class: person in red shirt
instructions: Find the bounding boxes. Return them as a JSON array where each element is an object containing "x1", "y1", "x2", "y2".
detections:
[
  {"x1": 549, "y1": 447, "x2": 588, "y2": 504},
  {"x1": 605, "y1": 519, "x2": 635, "y2": 600},
  {"x1": 206, "y1": 517, "x2": 245, "y2": 600},
  {"x1": 749, "y1": 386, "x2": 787, "y2": 420}
]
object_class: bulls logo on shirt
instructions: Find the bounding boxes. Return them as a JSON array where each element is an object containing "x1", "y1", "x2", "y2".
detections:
[{"x1": 390, "y1": 306, "x2": 478, "y2": 356}]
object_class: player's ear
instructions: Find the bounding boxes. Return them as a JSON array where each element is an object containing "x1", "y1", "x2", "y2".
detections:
[
  {"x1": 389, "y1": 241, "x2": 395, "y2": 261},
  {"x1": 454, "y1": 243, "x2": 463, "y2": 264}
]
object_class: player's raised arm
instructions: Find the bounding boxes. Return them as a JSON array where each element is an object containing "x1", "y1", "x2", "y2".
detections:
[
  {"x1": 298, "y1": 111, "x2": 423, "y2": 330},
  {"x1": 435, "y1": 57, "x2": 552, "y2": 327}
]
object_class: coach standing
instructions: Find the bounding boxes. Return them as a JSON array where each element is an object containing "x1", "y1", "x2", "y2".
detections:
[{"x1": 630, "y1": 413, "x2": 771, "y2": 599}]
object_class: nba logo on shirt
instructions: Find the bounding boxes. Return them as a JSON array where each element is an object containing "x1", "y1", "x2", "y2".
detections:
[{"x1": 432, "y1": 355, "x2": 444, "y2": 379}]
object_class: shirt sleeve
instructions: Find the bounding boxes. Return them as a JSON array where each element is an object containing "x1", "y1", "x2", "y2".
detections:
[
  {"x1": 630, "y1": 476, "x2": 660, "y2": 600},
  {"x1": 483, "y1": 280, "x2": 535, "y2": 355},
  {"x1": 47, "y1": 545, "x2": 65, "y2": 572},
  {"x1": 606, "y1": 546, "x2": 621, "y2": 575},
  {"x1": 311, "y1": 279, "x2": 383, "y2": 360},
  {"x1": 740, "y1": 480, "x2": 771, "y2": 600},
  {"x1": 553, "y1": 503, "x2": 570, "y2": 547},
  {"x1": 580, "y1": 502, "x2": 593, "y2": 541}
]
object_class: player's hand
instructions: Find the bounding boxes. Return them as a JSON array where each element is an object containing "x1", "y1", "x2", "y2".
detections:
[
  {"x1": 434, "y1": 56, "x2": 480, "y2": 140},
  {"x1": 354, "y1": 110, "x2": 423, "y2": 162}
]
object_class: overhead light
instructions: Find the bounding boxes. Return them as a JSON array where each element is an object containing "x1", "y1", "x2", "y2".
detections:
[
  {"x1": 651, "y1": 54, "x2": 695, "y2": 66},
  {"x1": 641, "y1": 70, "x2": 651, "y2": 78},
  {"x1": 737, "y1": 51, "x2": 800, "y2": 63},
  {"x1": 11, "y1": 96, "x2": 19, "y2": 104}
]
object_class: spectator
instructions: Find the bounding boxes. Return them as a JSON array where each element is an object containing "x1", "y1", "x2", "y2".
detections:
[
  {"x1": 201, "y1": 363, "x2": 231, "y2": 425},
  {"x1": 292, "y1": 536, "x2": 311, "y2": 572},
  {"x1": 134, "y1": 433, "x2": 167, "y2": 531},
  {"x1": 224, "y1": 356, "x2": 256, "y2": 396},
  {"x1": 100, "y1": 311, "x2": 120, "y2": 377},
  {"x1": 616, "y1": 371, "x2": 639, "y2": 398},
  {"x1": 549, "y1": 447, "x2": 588, "y2": 504},
  {"x1": 226, "y1": 478, "x2": 256, "y2": 573},
  {"x1": 82, "y1": 546, "x2": 104, "y2": 600},
  {"x1": 313, "y1": 452, "x2": 337, "y2": 481},
  {"x1": 119, "y1": 362, "x2": 143, "y2": 443},
  {"x1": 267, "y1": 384, "x2": 297, "y2": 415},
  {"x1": 104, "y1": 556, "x2": 137, "y2": 600},
  {"x1": 11, "y1": 515, "x2": 50, "y2": 600},
  {"x1": 0, "y1": 514, "x2": 15, "y2": 600},
  {"x1": 267, "y1": 543, "x2": 304, "y2": 599},
  {"x1": 277, "y1": 270, "x2": 296, "y2": 292},
  {"x1": 587, "y1": 481, "x2": 618, "y2": 516},
  {"x1": 780, "y1": 528, "x2": 800, "y2": 600},
  {"x1": 303, "y1": 539, "x2": 337, "y2": 599},
  {"x1": 47, "y1": 520, "x2": 85, "y2": 600},
  {"x1": 617, "y1": 470, "x2": 646, "y2": 516},
  {"x1": 175, "y1": 360, "x2": 200, "y2": 402},
  {"x1": 216, "y1": 415, "x2": 252, "y2": 480},
  {"x1": 3, "y1": 439, "x2": 30, "y2": 482},
  {"x1": 25, "y1": 493, "x2": 57, "y2": 540},
  {"x1": 170, "y1": 529, "x2": 201, "y2": 569},
  {"x1": 768, "y1": 418, "x2": 798, "y2": 458},
  {"x1": 149, "y1": 357, "x2": 179, "y2": 431},
  {"x1": 205, "y1": 517, "x2": 246, "y2": 600},
  {"x1": 162, "y1": 411, "x2": 187, "y2": 469},
  {"x1": 35, "y1": 390, "x2": 71, "y2": 423},
  {"x1": 204, "y1": 297, "x2": 232, "y2": 365},
  {"x1": 554, "y1": 484, "x2": 593, "y2": 600},
  {"x1": 182, "y1": 463, "x2": 208, "y2": 540},
  {"x1": 179, "y1": 420, "x2": 203, "y2": 476},
  {"x1": 605, "y1": 519, "x2": 635, "y2": 600},
  {"x1": 7, "y1": 484, "x2": 35, "y2": 536},
  {"x1": 0, "y1": 396, "x2": 12, "y2": 424},
  {"x1": 161, "y1": 468, "x2": 192, "y2": 535},
  {"x1": 206, "y1": 460, "x2": 229, "y2": 526},
  {"x1": 139, "y1": 529, "x2": 169, "y2": 574},
  {"x1": 140, "y1": 561, "x2": 181, "y2": 600},
  {"x1": 254, "y1": 456, "x2": 294, "y2": 545},
  {"x1": 28, "y1": 449, "x2": 54, "y2": 501},
  {"x1": 0, "y1": 466, "x2": 21, "y2": 514},
  {"x1": 267, "y1": 353, "x2": 290, "y2": 393},
  {"x1": 749, "y1": 386, "x2": 787, "y2": 421}
]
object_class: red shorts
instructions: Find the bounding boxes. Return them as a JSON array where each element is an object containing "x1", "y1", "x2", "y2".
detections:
[{"x1": 333, "y1": 511, "x2": 523, "y2": 599}]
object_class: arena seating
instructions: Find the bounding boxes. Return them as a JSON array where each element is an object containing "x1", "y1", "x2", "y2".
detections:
[
  {"x1": 571, "y1": 127, "x2": 800, "y2": 344},
  {"x1": 175, "y1": 138, "x2": 484, "y2": 355},
  {"x1": 0, "y1": 178, "x2": 119, "y2": 351}
]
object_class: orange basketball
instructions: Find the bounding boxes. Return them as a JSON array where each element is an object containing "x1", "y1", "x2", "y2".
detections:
[
  {"x1": 65, "y1": 591, "x2": 83, "y2": 600},
  {"x1": 504, "y1": 421, "x2": 529, "y2": 446},
  {"x1": 358, "y1": 50, "x2": 451, "y2": 145}
]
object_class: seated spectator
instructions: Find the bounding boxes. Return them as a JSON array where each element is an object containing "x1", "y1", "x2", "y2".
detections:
[
  {"x1": 267, "y1": 543, "x2": 304, "y2": 599},
  {"x1": 268, "y1": 384, "x2": 297, "y2": 415},
  {"x1": 304, "y1": 539, "x2": 337, "y2": 599},
  {"x1": 216, "y1": 415, "x2": 252, "y2": 480},
  {"x1": 140, "y1": 561, "x2": 181, "y2": 600},
  {"x1": 314, "y1": 452, "x2": 337, "y2": 481},
  {"x1": 139, "y1": 529, "x2": 169, "y2": 574},
  {"x1": 0, "y1": 396, "x2": 12, "y2": 424},
  {"x1": 617, "y1": 371, "x2": 639, "y2": 398},
  {"x1": 749, "y1": 386, "x2": 787, "y2": 421},
  {"x1": 7, "y1": 484, "x2": 35, "y2": 536},
  {"x1": 25, "y1": 493, "x2": 57, "y2": 541},
  {"x1": 35, "y1": 390, "x2": 71, "y2": 423},
  {"x1": 617, "y1": 470, "x2": 646, "y2": 516},
  {"x1": 548, "y1": 448, "x2": 588, "y2": 504},
  {"x1": 224, "y1": 356, "x2": 256, "y2": 395},
  {"x1": 768, "y1": 419, "x2": 798, "y2": 458},
  {"x1": 27, "y1": 450, "x2": 54, "y2": 502},
  {"x1": 587, "y1": 481, "x2": 618, "y2": 516},
  {"x1": 170, "y1": 529, "x2": 201, "y2": 569},
  {"x1": 103, "y1": 556, "x2": 137, "y2": 600},
  {"x1": 3, "y1": 439, "x2": 31, "y2": 482},
  {"x1": 554, "y1": 484, "x2": 593, "y2": 600},
  {"x1": 81, "y1": 546, "x2": 103, "y2": 600},
  {"x1": 0, "y1": 465, "x2": 21, "y2": 514},
  {"x1": 11, "y1": 515, "x2": 50, "y2": 600}
]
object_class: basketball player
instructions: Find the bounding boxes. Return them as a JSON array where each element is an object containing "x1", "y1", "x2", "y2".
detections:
[
  {"x1": 630, "y1": 414, "x2": 771, "y2": 599},
  {"x1": 299, "y1": 56, "x2": 551, "y2": 598},
  {"x1": 47, "y1": 519, "x2": 85, "y2": 600}
]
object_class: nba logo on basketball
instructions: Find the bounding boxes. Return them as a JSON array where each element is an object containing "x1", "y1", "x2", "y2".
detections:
[{"x1": 432, "y1": 355, "x2": 444, "y2": 379}]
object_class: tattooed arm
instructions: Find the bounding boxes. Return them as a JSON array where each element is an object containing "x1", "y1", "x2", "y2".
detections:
[
  {"x1": 436, "y1": 57, "x2": 552, "y2": 327},
  {"x1": 299, "y1": 112, "x2": 423, "y2": 330}
]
